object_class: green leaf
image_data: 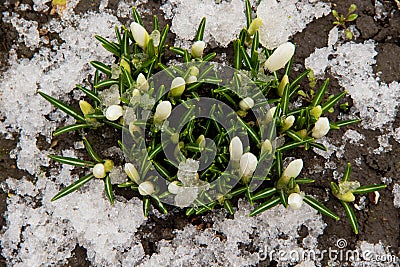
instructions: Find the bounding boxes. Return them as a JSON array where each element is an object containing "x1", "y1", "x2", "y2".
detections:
[
  {"x1": 224, "y1": 200, "x2": 234, "y2": 215},
  {"x1": 279, "y1": 189, "x2": 288, "y2": 208},
  {"x1": 147, "y1": 38, "x2": 155, "y2": 58},
  {"x1": 311, "y1": 78, "x2": 329, "y2": 107},
  {"x1": 143, "y1": 196, "x2": 151, "y2": 217},
  {"x1": 203, "y1": 52, "x2": 216, "y2": 62},
  {"x1": 347, "y1": 13, "x2": 358, "y2": 22},
  {"x1": 321, "y1": 91, "x2": 347, "y2": 113},
  {"x1": 170, "y1": 46, "x2": 185, "y2": 56},
  {"x1": 132, "y1": 7, "x2": 144, "y2": 25},
  {"x1": 195, "y1": 17, "x2": 206, "y2": 41},
  {"x1": 295, "y1": 178, "x2": 315, "y2": 184},
  {"x1": 249, "y1": 196, "x2": 280, "y2": 216},
  {"x1": 148, "y1": 144, "x2": 163, "y2": 160},
  {"x1": 331, "y1": 119, "x2": 361, "y2": 129},
  {"x1": 157, "y1": 24, "x2": 169, "y2": 62},
  {"x1": 90, "y1": 61, "x2": 112, "y2": 76},
  {"x1": 83, "y1": 137, "x2": 103, "y2": 163},
  {"x1": 238, "y1": 117, "x2": 260, "y2": 145},
  {"x1": 104, "y1": 174, "x2": 114, "y2": 205},
  {"x1": 152, "y1": 195, "x2": 168, "y2": 214},
  {"x1": 341, "y1": 200, "x2": 358, "y2": 234},
  {"x1": 245, "y1": 0, "x2": 252, "y2": 28},
  {"x1": 152, "y1": 161, "x2": 171, "y2": 180},
  {"x1": 277, "y1": 139, "x2": 313, "y2": 152},
  {"x1": 252, "y1": 187, "x2": 277, "y2": 201},
  {"x1": 48, "y1": 155, "x2": 95, "y2": 167},
  {"x1": 352, "y1": 184, "x2": 387, "y2": 194},
  {"x1": 310, "y1": 142, "x2": 328, "y2": 151},
  {"x1": 103, "y1": 120, "x2": 123, "y2": 130},
  {"x1": 290, "y1": 69, "x2": 310, "y2": 91},
  {"x1": 94, "y1": 79, "x2": 119, "y2": 89},
  {"x1": 51, "y1": 173, "x2": 94, "y2": 201},
  {"x1": 233, "y1": 40, "x2": 242, "y2": 69},
  {"x1": 121, "y1": 67, "x2": 134, "y2": 88},
  {"x1": 94, "y1": 35, "x2": 120, "y2": 56},
  {"x1": 303, "y1": 195, "x2": 340, "y2": 220},
  {"x1": 39, "y1": 92, "x2": 86, "y2": 122},
  {"x1": 115, "y1": 25, "x2": 122, "y2": 44},
  {"x1": 280, "y1": 84, "x2": 290, "y2": 114},
  {"x1": 276, "y1": 150, "x2": 282, "y2": 177},
  {"x1": 153, "y1": 15, "x2": 159, "y2": 31},
  {"x1": 122, "y1": 30, "x2": 129, "y2": 57},
  {"x1": 75, "y1": 84, "x2": 101, "y2": 103},
  {"x1": 284, "y1": 56, "x2": 294, "y2": 76},
  {"x1": 53, "y1": 123, "x2": 93, "y2": 137},
  {"x1": 240, "y1": 45, "x2": 252, "y2": 70},
  {"x1": 118, "y1": 181, "x2": 135, "y2": 188},
  {"x1": 342, "y1": 162, "x2": 352, "y2": 182}
]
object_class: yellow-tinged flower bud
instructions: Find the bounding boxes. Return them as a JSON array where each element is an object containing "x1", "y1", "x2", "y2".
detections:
[
  {"x1": 93, "y1": 163, "x2": 106, "y2": 179},
  {"x1": 191, "y1": 41, "x2": 206, "y2": 58},
  {"x1": 137, "y1": 73, "x2": 149, "y2": 92},
  {"x1": 310, "y1": 105, "x2": 322, "y2": 120},
  {"x1": 125, "y1": 163, "x2": 140, "y2": 183},
  {"x1": 138, "y1": 181, "x2": 155, "y2": 196},
  {"x1": 154, "y1": 101, "x2": 172, "y2": 123},
  {"x1": 277, "y1": 74, "x2": 289, "y2": 97},
  {"x1": 248, "y1": 17, "x2": 263, "y2": 36},
  {"x1": 130, "y1": 22, "x2": 150, "y2": 49},
  {"x1": 169, "y1": 77, "x2": 186, "y2": 97},
  {"x1": 264, "y1": 42, "x2": 295, "y2": 72}
]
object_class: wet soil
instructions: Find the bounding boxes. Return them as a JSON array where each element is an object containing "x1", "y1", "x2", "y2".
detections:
[{"x1": 0, "y1": 0, "x2": 399, "y2": 266}]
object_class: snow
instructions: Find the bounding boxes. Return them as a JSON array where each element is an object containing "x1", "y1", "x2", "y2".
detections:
[{"x1": 257, "y1": 0, "x2": 331, "y2": 49}]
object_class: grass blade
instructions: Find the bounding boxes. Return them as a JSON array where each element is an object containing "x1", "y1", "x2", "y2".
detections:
[
  {"x1": 245, "y1": 0, "x2": 252, "y2": 28},
  {"x1": 277, "y1": 139, "x2": 313, "y2": 152},
  {"x1": 352, "y1": 184, "x2": 387, "y2": 194},
  {"x1": 233, "y1": 40, "x2": 242, "y2": 69},
  {"x1": 143, "y1": 196, "x2": 151, "y2": 217},
  {"x1": 104, "y1": 174, "x2": 114, "y2": 205},
  {"x1": 90, "y1": 61, "x2": 112, "y2": 76},
  {"x1": 249, "y1": 196, "x2": 280, "y2": 216},
  {"x1": 39, "y1": 92, "x2": 86, "y2": 122},
  {"x1": 341, "y1": 200, "x2": 358, "y2": 234},
  {"x1": 311, "y1": 78, "x2": 329, "y2": 107},
  {"x1": 279, "y1": 189, "x2": 288, "y2": 208},
  {"x1": 240, "y1": 45, "x2": 252, "y2": 70},
  {"x1": 224, "y1": 200, "x2": 234, "y2": 215},
  {"x1": 83, "y1": 137, "x2": 103, "y2": 163},
  {"x1": 290, "y1": 69, "x2": 310, "y2": 91},
  {"x1": 303, "y1": 195, "x2": 340, "y2": 220},
  {"x1": 252, "y1": 187, "x2": 277, "y2": 200},
  {"x1": 132, "y1": 7, "x2": 143, "y2": 25},
  {"x1": 342, "y1": 162, "x2": 352, "y2": 182},
  {"x1": 321, "y1": 91, "x2": 347, "y2": 113},
  {"x1": 152, "y1": 195, "x2": 168, "y2": 214},
  {"x1": 94, "y1": 79, "x2": 119, "y2": 89},
  {"x1": 280, "y1": 84, "x2": 290, "y2": 114},
  {"x1": 75, "y1": 84, "x2": 100, "y2": 103},
  {"x1": 195, "y1": 17, "x2": 206, "y2": 41},
  {"x1": 48, "y1": 155, "x2": 95, "y2": 167},
  {"x1": 121, "y1": 67, "x2": 134, "y2": 88},
  {"x1": 51, "y1": 173, "x2": 94, "y2": 201},
  {"x1": 53, "y1": 123, "x2": 92, "y2": 137}
]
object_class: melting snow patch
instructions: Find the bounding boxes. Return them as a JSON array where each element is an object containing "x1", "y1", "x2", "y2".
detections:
[
  {"x1": 393, "y1": 184, "x2": 400, "y2": 208},
  {"x1": 161, "y1": 0, "x2": 246, "y2": 48},
  {"x1": 306, "y1": 41, "x2": 400, "y2": 131},
  {"x1": 257, "y1": 0, "x2": 331, "y2": 49}
]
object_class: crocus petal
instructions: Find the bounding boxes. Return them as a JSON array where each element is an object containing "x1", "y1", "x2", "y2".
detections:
[
  {"x1": 239, "y1": 152, "x2": 258, "y2": 179},
  {"x1": 138, "y1": 181, "x2": 155, "y2": 196},
  {"x1": 93, "y1": 163, "x2": 106, "y2": 179},
  {"x1": 105, "y1": 105, "x2": 123, "y2": 121},
  {"x1": 154, "y1": 101, "x2": 172, "y2": 122},
  {"x1": 125, "y1": 163, "x2": 140, "y2": 183},
  {"x1": 288, "y1": 192, "x2": 303, "y2": 210},
  {"x1": 239, "y1": 97, "x2": 255, "y2": 111}
]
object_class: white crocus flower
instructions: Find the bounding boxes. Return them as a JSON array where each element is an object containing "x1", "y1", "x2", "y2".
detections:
[
  {"x1": 312, "y1": 117, "x2": 330, "y2": 139},
  {"x1": 137, "y1": 73, "x2": 149, "y2": 92},
  {"x1": 288, "y1": 192, "x2": 304, "y2": 210},
  {"x1": 130, "y1": 22, "x2": 149, "y2": 49},
  {"x1": 154, "y1": 101, "x2": 172, "y2": 123},
  {"x1": 282, "y1": 159, "x2": 303, "y2": 179},
  {"x1": 261, "y1": 139, "x2": 273, "y2": 155},
  {"x1": 124, "y1": 163, "x2": 140, "y2": 184},
  {"x1": 93, "y1": 163, "x2": 106, "y2": 179},
  {"x1": 186, "y1": 75, "x2": 197, "y2": 84},
  {"x1": 239, "y1": 97, "x2": 255, "y2": 111},
  {"x1": 191, "y1": 40, "x2": 206, "y2": 58},
  {"x1": 266, "y1": 106, "x2": 277, "y2": 122},
  {"x1": 169, "y1": 77, "x2": 186, "y2": 97},
  {"x1": 239, "y1": 152, "x2": 258, "y2": 181},
  {"x1": 264, "y1": 42, "x2": 295, "y2": 72},
  {"x1": 229, "y1": 136, "x2": 243, "y2": 162},
  {"x1": 138, "y1": 181, "x2": 155, "y2": 196},
  {"x1": 105, "y1": 105, "x2": 123, "y2": 121}
]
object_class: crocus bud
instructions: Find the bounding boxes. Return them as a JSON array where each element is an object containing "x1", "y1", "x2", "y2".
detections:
[
  {"x1": 168, "y1": 181, "x2": 181, "y2": 194},
  {"x1": 105, "y1": 105, "x2": 123, "y2": 121},
  {"x1": 239, "y1": 97, "x2": 255, "y2": 111},
  {"x1": 186, "y1": 75, "x2": 197, "y2": 84},
  {"x1": 138, "y1": 181, "x2": 155, "y2": 196},
  {"x1": 277, "y1": 74, "x2": 289, "y2": 97},
  {"x1": 103, "y1": 159, "x2": 114, "y2": 172},
  {"x1": 266, "y1": 106, "x2": 278, "y2": 122},
  {"x1": 239, "y1": 152, "x2": 258, "y2": 182},
  {"x1": 191, "y1": 41, "x2": 206, "y2": 58},
  {"x1": 169, "y1": 77, "x2": 186, "y2": 97},
  {"x1": 189, "y1": 66, "x2": 200, "y2": 76},
  {"x1": 261, "y1": 139, "x2": 273, "y2": 155},
  {"x1": 264, "y1": 42, "x2": 295, "y2": 72},
  {"x1": 125, "y1": 163, "x2": 140, "y2": 183},
  {"x1": 196, "y1": 134, "x2": 206, "y2": 151},
  {"x1": 248, "y1": 17, "x2": 263, "y2": 36},
  {"x1": 310, "y1": 105, "x2": 322, "y2": 120},
  {"x1": 79, "y1": 100, "x2": 96, "y2": 123},
  {"x1": 282, "y1": 159, "x2": 303, "y2": 179},
  {"x1": 93, "y1": 163, "x2": 106, "y2": 179},
  {"x1": 281, "y1": 115, "x2": 295, "y2": 131},
  {"x1": 154, "y1": 101, "x2": 172, "y2": 123},
  {"x1": 132, "y1": 89, "x2": 141, "y2": 98},
  {"x1": 137, "y1": 73, "x2": 149, "y2": 92},
  {"x1": 130, "y1": 22, "x2": 149, "y2": 49},
  {"x1": 229, "y1": 136, "x2": 243, "y2": 162},
  {"x1": 336, "y1": 191, "x2": 355, "y2": 202},
  {"x1": 312, "y1": 117, "x2": 330, "y2": 139},
  {"x1": 288, "y1": 192, "x2": 304, "y2": 210}
]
